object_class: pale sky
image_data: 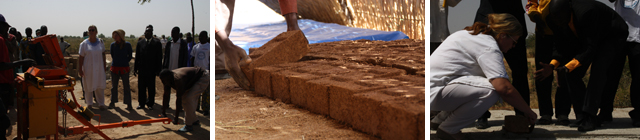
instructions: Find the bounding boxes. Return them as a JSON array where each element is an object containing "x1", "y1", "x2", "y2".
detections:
[
  {"x1": 447, "y1": 0, "x2": 614, "y2": 37},
  {"x1": 1, "y1": 0, "x2": 210, "y2": 37}
]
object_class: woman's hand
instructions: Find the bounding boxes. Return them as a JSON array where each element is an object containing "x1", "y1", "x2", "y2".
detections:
[{"x1": 534, "y1": 62, "x2": 554, "y2": 81}]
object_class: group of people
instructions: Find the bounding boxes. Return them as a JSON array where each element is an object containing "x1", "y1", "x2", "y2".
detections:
[
  {"x1": 0, "y1": 13, "x2": 211, "y2": 133},
  {"x1": 431, "y1": 0, "x2": 640, "y2": 139}
]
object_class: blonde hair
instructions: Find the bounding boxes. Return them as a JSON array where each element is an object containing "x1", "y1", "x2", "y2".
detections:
[{"x1": 464, "y1": 13, "x2": 523, "y2": 38}]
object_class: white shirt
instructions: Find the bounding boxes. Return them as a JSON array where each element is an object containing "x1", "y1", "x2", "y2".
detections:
[
  {"x1": 430, "y1": 30, "x2": 509, "y2": 101},
  {"x1": 615, "y1": 0, "x2": 640, "y2": 43},
  {"x1": 168, "y1": 40, "x2": 181, "y2": 70},
  {"x1": 430, "y1": 0, "x2": 461, "y2": 42},
  {"x1": 79, "y1": 39, "x2": 106, "y2": 92},
  {"x1": 161, "y1": 38, "x2": 168, "y2": 49},
  {"x1": 191, "y1": 42, "x2": 210, "y2": 70},
  {"x1": 59, "y1": 41, "x2": 70, "y2": 56}
]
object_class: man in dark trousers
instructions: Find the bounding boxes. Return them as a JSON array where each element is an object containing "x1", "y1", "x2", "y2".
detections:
[
  {"x1": 162, "y1": 26, "x2": 188, "y2": 70},
  {"x1": 133, "y1": 25, "x2": 163, "y2": 110},
  {"x1": 540, "y1": 0, "x2": 629, "y2": 132},
  {"x1": 30, "y1": 25, "x2": 47, "y2": 65},
  {"x1": 472, "y1": 0, "x2": 531, "y2": 129},
  {"x1": 159, "y1": 67, "x2": 209, "y2": 132},
  {"x1": 527, "y1": 0, "x2": 584, "y2": 126},
  {"x1": 0, "y1": 14, "x2": 36, "y2": 139}
]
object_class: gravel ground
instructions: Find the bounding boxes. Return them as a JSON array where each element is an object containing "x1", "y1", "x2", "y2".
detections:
[{"x1": 430, "y1": 108, "x2": 640, "y2": 140}]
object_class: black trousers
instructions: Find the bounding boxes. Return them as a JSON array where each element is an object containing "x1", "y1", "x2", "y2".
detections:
[
  {"x1": 535, "y1": 34, "x2": 560, "y2": 118},
  {"x1": 582, "y1": 38, "x2": 627, "y2": 116},
  {"x1": 0, "y1": 84, "x2": 14, "y2": 110},
  {"x1": 475, "y1": 1, "x2": 530, "y2": 119},
  {"x1": 599, "y1": 42, "x2": 640, "y2": 120},
  {"x1": 138, "y1": 74, "x2": 156, "y2": 107},
  {"x1": 535, "y1": 34, "x2": 588, "y2": 119},
  {"x1": 0, "y1": 98, "x2": 8, "y2": 140},
  {"x1": 430, "y1": 42, "x2": 442, "y2": 55}
]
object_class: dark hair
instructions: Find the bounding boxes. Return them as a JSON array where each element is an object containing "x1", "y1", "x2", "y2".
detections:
[
  {"x1": 159, "y1": 69, "x2": 174, "y2": 80},
  {"x1": 199, "y1": 31, "x2": 208, "y2": 38},
  {"x1": 172, "y1": 26, "x2": 180, "y2": 32}
]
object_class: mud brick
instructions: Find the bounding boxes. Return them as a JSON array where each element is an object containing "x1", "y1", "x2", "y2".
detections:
[
  {"x1": 241, "y1": 67, "x2": 254, "y2": 88},
  {"x1": 329, "y1": 77, "x2": 407, "y2": 128},
  {"x1": 305, "y1": 78, "x2": 334, "y2": 115},
  {"x1": 330, "y1": 87, "x2": 391, "y2": 136},
  {"x1": 392, "y1": 61, "x2": 423, "y2": 75},
  {"x1": 271, "y1": 70, "x2": 300, "y2": 103},
  {"x1": 292, "y1": 64, "x2": 335, "y2": 75},
  {"x1": 253, "y1": 66, "x2": 283, "y2": 97},
  {"x1": 367, "y1": 67, "x2": 406, "y2": 78},
  {"x1": 249, "y1": 47, "x2": 258, "y2": 55},
  {"x1": 311, "y1": 67, "x2": 352, "y2": 76},
  {"x1": 392, "y1": 75, "x2": 426, "y2": 86},
  {"x1": 248, "y1": 30, "x2": 309, "y2": 69},
  {"x1": 377, "y1": 87, "x2": 425, "y2": 140},
  {"x1": 289, "y1": 73, "x2": 322, "y2": 108},
  {"x1": 416, "y1": 70, "x2": 425, "y2": 77},
  {"x1": 419, "y1": 111, "x2": 425, "y2": 140}
]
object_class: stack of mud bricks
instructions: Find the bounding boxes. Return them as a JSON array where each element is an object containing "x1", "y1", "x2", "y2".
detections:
[
  {"x1": 247, "y1": 60, "x2": 425, "y2": 140},
  {"x1": 64, "y1": 56, "x2": 79, "y2": 78},
  {"x1": 304, "y1": 39, "x2": 426, "y2": 77},
  {"x1": 244, "y1": 31, "x2": 425, "y2": 140}
]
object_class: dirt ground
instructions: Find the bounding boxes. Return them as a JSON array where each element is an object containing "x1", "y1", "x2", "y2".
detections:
[
  {"x1": 6, "y1": 56, "x2": 210, "y2": 139},
  {"x1": 216, "y1": 39, "x2": 425, "y2": 139},
  {"x1": 215, "y1": 78, "x2": 379, "y2": 140}
]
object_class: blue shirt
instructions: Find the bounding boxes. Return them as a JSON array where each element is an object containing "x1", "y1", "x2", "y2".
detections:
[
  {"x1": 110, "y1": 42, "x2": 133, "y2": 67},
  {"x1": 186, "y1": 41, "x2": 195, "y2": 67}
]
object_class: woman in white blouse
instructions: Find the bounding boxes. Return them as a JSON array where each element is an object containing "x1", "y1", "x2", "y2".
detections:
[{"x1": 430, "y1": 13, "x2": 536, "y2": 140}]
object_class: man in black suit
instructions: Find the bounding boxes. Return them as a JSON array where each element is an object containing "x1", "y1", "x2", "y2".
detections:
[
  {"x1": 541, "y1": 0, "x2": 629, "y2": 132},
  {"x1": 163, "y1": 26, "x2": 189, "y2": 70},
  {"x1": 133, "y1": 25, "x2": 163, "y2": 110}
]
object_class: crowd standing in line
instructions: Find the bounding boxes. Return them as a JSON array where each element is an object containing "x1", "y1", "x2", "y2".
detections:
[{"x1": 0, "y1": 12, "x2": 211, "y2": 133}]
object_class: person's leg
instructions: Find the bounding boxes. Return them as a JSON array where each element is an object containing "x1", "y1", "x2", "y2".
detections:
[
  {"x1": 279, "y1": 0, "x2": 300, "y2": 31},
  {"x1": 628, "y1": 42, "x2": 640, "y2": 126},
  {"x1": 580, "y1": 39, "x2": 626, "y2": 131},
  {"x1": 179, "y1": 71, "x2": 209, "y2": 132},
  {"x1": 138, "y1": 75, "x2": 148, "y2": 108},
  {"x1": 430, "y1": 42, "x2": 442, "y2": 55},
  {"x1": 123, "y1": 72, "x2": 132, "y2": 108},
  {"x1": 202, "y1": 87, "x2": 210, "y2": 115},
  {"x1": 86, "y1": 89, "x2": 94, "y2": 107},
  {"x1": 96, "y1": 89, "x2": 106, "y2": 107},
  {"x1": 110, "y1": 71, "x2": 120, "y2": 106},
  {"x1": 147, "y1": 75, "x2": 156, "y2": 109},
  {"x1": 503, "y1": 36, "x2": 530, "y2": 117},
  {"x1": 0, "y1": 84, "x2": 12, "y2": 112},
  {"x1": 565, "y1": 60, "x2": 588, "y2": 126},
  {"x1": 432, "y1": 84, "x2": 500, "y2": 134},
  {"x1": 598, "y1": 42, "x2": 630, "y2": 123},
  {"x1": 536, "y1": 34, "x2": 555, "y2": 124}
]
